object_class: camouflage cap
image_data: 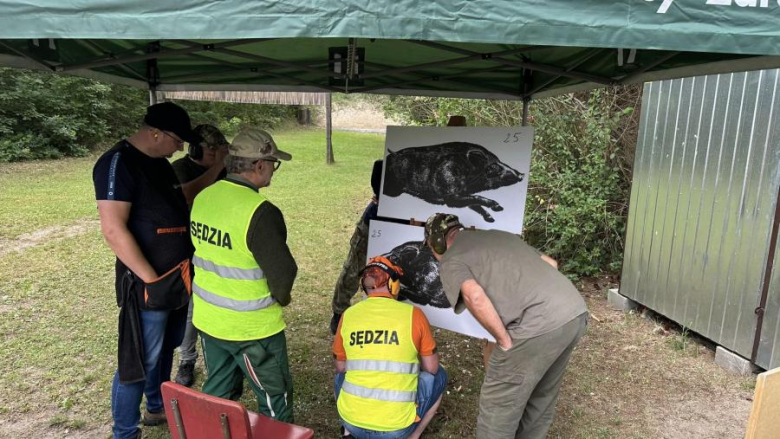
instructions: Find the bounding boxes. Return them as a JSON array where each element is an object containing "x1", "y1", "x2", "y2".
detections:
[
  {"x1": 424, "y1": 213, "x2": 463, "y2": 253},
  {"x1": 229, "y1": 128, "x2": 292, "y2": 161},
  {"x1": 193, "y1": 124, "x2": 228, "y2": 149}
]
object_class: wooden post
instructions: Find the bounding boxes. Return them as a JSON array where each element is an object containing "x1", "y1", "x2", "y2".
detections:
[
  {"x1": 745, "y1": 367, "x2": 780, "y2": 438},
  {"x1": 326, "y1": 92, "x2": 334, "y2": 164}
]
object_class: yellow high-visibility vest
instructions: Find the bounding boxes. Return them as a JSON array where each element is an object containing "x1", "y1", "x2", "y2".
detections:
[
  {"x1": 190, "y1": 179, "x2": 284, "y2": 341},
  {"x1": 338, "y1": 297, "x2": 419, "y2": 431}
]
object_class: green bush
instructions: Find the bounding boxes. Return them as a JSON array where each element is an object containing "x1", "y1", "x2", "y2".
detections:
[
  {"x1": 0, "y1": 68, "x2": 299, "y2": 161},
  {"x1": 383, "y1": 89, "x2": 639, "y2": 278},
  {"x1": 525, "y1": 92, "x2": 633, "y2": 277},
  {"x1": 0, "y1": 68, "x2": 146, "y2": 161}
]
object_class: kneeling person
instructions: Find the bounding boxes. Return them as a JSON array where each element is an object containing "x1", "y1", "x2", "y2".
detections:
[{"x1": 333, "y1": 257, "x2": 447, "y2": 439}]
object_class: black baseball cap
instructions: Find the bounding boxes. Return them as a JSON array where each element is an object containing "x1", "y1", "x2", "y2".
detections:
[{"x1": 143, "y1": 102, "x2": 201, "y2": 145}]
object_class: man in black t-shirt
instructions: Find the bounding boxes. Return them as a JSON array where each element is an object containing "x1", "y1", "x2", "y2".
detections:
[
  {"x1": 170, "y1": 124, "x2": 228, "y2": 387},
  {"x1": 93, "y1": 102, "x2": 201, "y2": 439}
]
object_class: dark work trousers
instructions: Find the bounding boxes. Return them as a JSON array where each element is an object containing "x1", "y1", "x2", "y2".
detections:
[
  {"x1": 476, "y1": 313, "x2": 588, "y2": 439},
  {"x1": 199, "y1": 330, "x2": 294, "y2": 423},
  {"x1": 331, "y1": 218, "x2": 369, "y2": 315}
]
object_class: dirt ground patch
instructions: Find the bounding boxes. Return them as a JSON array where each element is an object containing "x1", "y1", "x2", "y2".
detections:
[
  {"x1": 646, "y1": 394, "x2": 751, "y2": 439},
  {"x1": 317, "y1": 101, "x2": 400, "y2": 131},
  {"x1": 0, "y1": 410, "x2": 106, "y2": 439},
  {"x1": 551, "y1": 277, "x2": 755, "y2": 438},
  {"x1": 0, "y1": 218, "x2": 99, "y2": 257},
  {"x1": 0, "y1": 364, "x2": 108, "y2": 438}
]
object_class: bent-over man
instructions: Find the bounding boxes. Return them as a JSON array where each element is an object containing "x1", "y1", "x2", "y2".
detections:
[{"x1": 425, "y1": 213, "x2": 588, "y2": 439}]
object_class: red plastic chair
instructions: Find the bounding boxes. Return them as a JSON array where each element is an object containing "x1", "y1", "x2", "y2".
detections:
[{"x1": 161, "y1": 381, "x2": 315, "y2": 439}]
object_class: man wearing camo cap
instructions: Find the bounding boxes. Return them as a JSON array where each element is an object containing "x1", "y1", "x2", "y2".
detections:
[
  {"x1": 171, "y1": 124, "x2": 229, "y2": 200},
  {"x1": 424, "y1": 212, "x2": 588, "y2": 439},
  {"x1": 170, "y1": 124, "x2": 229, "y2": 387},
  {"x1": 189, "y1": 128, "x2": 298, "y2": 422}
]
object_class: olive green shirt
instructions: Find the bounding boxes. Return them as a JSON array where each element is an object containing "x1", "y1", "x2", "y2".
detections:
[{"x1": 439, "y1": 229, "x2": 587, "y2": 340}]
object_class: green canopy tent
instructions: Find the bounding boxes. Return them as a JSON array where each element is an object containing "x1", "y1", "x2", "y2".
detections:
[{"x1": 0, "y1": 0, "x2": 778, "y2": 102}]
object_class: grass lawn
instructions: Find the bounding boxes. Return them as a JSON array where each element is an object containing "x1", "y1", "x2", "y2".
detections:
[
  {"x1": 0, "y1": 128, "x2": 757, "y2": 438},
  {"x1": 0, "y1": 157, "x2": 98, "y2": 240}
]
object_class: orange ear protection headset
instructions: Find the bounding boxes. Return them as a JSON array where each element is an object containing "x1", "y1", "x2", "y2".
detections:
[{"x1": 360, "y1": 256, "x2": 404, "y2": 297}]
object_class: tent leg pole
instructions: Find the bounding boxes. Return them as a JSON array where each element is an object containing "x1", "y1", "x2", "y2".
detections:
[
  {"x1": 522, "y1": 98, "x2": 530, "y2": 126},
  {"x1": 146, "y1": 48, "x2": 160, "y2": 106},
  {"x1": 326, "y1": 92, "x2": 334, "y2": 164}
]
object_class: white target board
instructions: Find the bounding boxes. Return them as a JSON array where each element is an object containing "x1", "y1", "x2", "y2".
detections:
[{"x1": 377, "y1": 126, "x2": 533, "y2": 234}]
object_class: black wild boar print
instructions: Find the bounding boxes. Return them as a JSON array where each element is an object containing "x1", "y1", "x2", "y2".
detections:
[
  {"x1": 383, "y1": 142, "x2": 524, "y2": 222},
  {"x1": 384, "y1": 240, "x2": 450, "y2": 308}
]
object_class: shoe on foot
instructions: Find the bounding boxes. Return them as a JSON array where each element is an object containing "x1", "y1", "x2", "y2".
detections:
[
  {"x1": 330, "y1": 313, "x2": 342, "y2": 335},
  {"x1": 174, "y1": 361, "x2": 196, "y2": 387},
  {"x1": 142, "y1": 408, "x2": 166, "y2": 426}
]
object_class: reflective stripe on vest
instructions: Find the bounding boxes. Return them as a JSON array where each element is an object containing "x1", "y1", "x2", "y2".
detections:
[
  {"x1": 346, "y1": 359, "x2": 419, "y2": 375},
  {"x1": 341, "y1": 381, "x2": 416, "y2": 403},
  {"x1": 193, "y1": 283, "x2": 277, "y2": 312},
  {"x1": 192, "y1": 255, "x2": 265, "y2": 280}
]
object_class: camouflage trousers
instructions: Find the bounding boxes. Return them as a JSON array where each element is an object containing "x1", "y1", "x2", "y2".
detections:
[{"x1": 331, "y1": 219, "x2": 369, "y2": 315}]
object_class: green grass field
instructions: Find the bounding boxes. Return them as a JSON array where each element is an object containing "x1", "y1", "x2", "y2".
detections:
[{"x1": 0, "y1": 128, "x2": 756, "y2": 438}]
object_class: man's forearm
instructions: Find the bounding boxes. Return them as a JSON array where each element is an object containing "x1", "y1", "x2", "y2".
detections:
[
  {"x1": 249, "y1": 204, "x2": 297, "y2": 306},
  {"x1": 266, "y1": 266, "x2": 295, "y2": 306},
  {"x1": 102, "y1": 225, "x2": 157, "y2": 282},
  {"x1": 257, "y1": 250, "x2": 296, "y2": 306},
  {"x1": 466, "y1": 299, "x2": 512, "y2": 350},
  {"x1": 420, "y1": 353, "x2": 439, "y2": 375},
  {"x1": 541, "y1": 254, "x2": 558, "y2": 269},
  {"x1": 181, "y1": 164, "x2": 224, "y2": 205},
  {"x1": 247, "y1": 238, "x2": 298, "y2": 305},
  {"x1": 461, "y1": 280, "x2": 513, "y2": 350}
]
